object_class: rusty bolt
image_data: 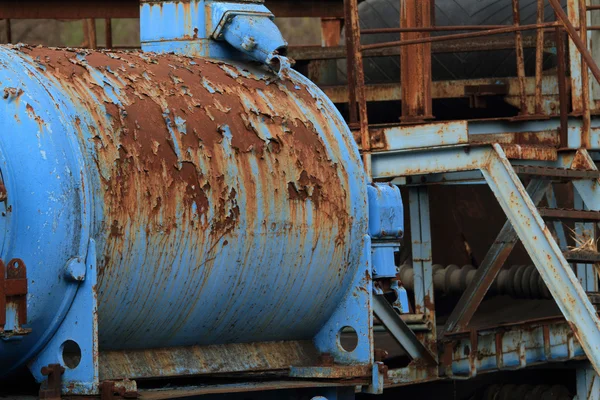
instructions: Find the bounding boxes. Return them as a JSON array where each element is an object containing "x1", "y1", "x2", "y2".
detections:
[
  {"x1": 318, "y1": 353, "x2": 335, "y2": 366},
  {"x1": 374, "y1": 348, "x2": 389, "y2": 362}
]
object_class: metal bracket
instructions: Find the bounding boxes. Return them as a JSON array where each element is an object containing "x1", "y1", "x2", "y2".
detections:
[
  {"x1": 0, "y1": 258, "x2": 31, "y2": 338},
  {"x1": 39, "y1": 364, "x2": 65, "y2": 400},
  {"x1": 314, "y1": 235, "x2": 373, "y2": 365},
  {"x1": 211, "y1": 10, "x2": 274, "y2": 40},
  {"x1": 372, "y1": 294, "x2": 437, "y2": 365},
  {"x1": 362, "y1": 362, "x2": 387, "y2": 395},
  {"x1": 29, "y1": 239, "x2": 99, "y2": 395},
  {"x1": 100, "y1": 381, "x2": 139, "y2": 400}
]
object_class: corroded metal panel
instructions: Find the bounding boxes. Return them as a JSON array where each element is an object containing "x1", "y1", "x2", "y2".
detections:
[{"x1": 0, "y1": 44, "x2": 368, "y2": 377}]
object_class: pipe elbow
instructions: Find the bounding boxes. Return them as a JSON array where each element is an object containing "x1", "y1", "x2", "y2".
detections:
[{"x1": 220, "y1": 14, "x2": 289, "y2": 72}]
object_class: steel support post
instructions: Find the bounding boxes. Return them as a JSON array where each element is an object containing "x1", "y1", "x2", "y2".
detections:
[
  {"x1": 577, "y1": 365, "x2": 600, "y2": 400},
  {"x1": 409, "y1": 187, "x2": 432, "y2": 315},
  {"x1": 400, "y1": 0, "x2": 433, "y2": 122},
  {"x1": 408, "y1": 186, "x2": 437, "y2": 359},
  {"x1": 546, "y1": 186, "x2": 570, "y2": 250},
  {"x1": 575, "y1": 192, "x2": 598, "y2": 292},
  {"x1": 309, "y1": 18, "x2": 342, "y2": 85},
  {"x1": 4, "y1": 19, "x2": 10, "y2": 44},
  {"x1": 564, "y1": 0, "x2": 585, "y2": 112},
  {"x1": 572, "y1": 149, "x2": 600, "y2": 211},
  {"x1": 105, "y1": 18, "x2": 113, "y2": 49}
]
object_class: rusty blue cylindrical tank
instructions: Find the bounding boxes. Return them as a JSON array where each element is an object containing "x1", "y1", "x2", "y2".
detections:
[{"x1": 0, "y1": 44, "x2": 368, "y2": 375}]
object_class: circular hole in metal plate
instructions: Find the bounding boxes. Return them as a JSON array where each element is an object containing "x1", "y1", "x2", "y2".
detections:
[
  {"x1": 338, "y1": 326, "x2": 359, "y2": 353},
  {"x1": 61, "y1": 340, "x2": 82, "y2": 369}
]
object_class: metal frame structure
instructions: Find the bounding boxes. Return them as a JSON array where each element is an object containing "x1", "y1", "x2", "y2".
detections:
[{"x1": 332, "y1": 0, "x2": 600, "y2": 396}]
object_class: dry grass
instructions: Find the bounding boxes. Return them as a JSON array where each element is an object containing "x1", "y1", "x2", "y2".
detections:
[
  {"x1": 566, "y1": 225, "x2": 600, "y2": 280},
  {"x1": 567, "y1": 226, "x2": 598, "y2": 253}
]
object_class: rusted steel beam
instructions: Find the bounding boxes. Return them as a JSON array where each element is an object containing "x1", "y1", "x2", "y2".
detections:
[
  {"x1": 344, "y1": 0, "x2": 370, "y2": 162},
  {"x1": 0, "y1": 0, "x2": 343, "y2": 19},
  {"x1": 513, "y1": 0, "x2": 528, "y2": 115},
  {"x1": 308, "y1": 18, "x2": 342, "y2": 84},
  {"x1": 538, "y1": 207, "x2": 600, "y2": 221},
  {"x1": 4, "y1": 19, "x2": 10, "y2": 44},
  {"x1": 289, "y1": 35, "x2": 559, "y2": 60},
  {"x1": 564, "y1": 250, "x2": 600, "y2": 263},
  {"x1": 84, "y1": 19, "x2": 97, "y2": 50},
  {"x1": 535, "y1": 0, "x2": 545, "y2": 115},
  {"x1": 362, "y1": 25, "x2": 508, "y2": 34},
  {"x1": 0, "y1": 0, "x2": 138, "y2": 19},
  {"x1": 548, "y1": 0, "x2": 600, "y2": 85},
  {"x1": 556, "y1": 27, "x2": 569, "y2": 147},
  {"x1": 579, "y1": 0, "x2": 591, "y2": 148},
  {"x1": 343, "y1": 0, "x2": 358, "y2": 125},
  {"x1": 361, "y1": 22, "x2": 560, "y2": 51},
  {"x1": 323, "y1": 76, "x2": 561, "y2": 106},
  {"x1": 105, "y1": 18, "x2": 113, "y2": 49},
  {"x1": 321, "y1": 18, "x2": 342, "y2": 47},
  {"x1": 400, "y1": 0, "x2": 433, "y2": 122}
]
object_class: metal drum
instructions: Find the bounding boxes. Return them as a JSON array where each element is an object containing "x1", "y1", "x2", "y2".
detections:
[{"x1": 0, "y1": 44, "x2": 368, "y2": 374}]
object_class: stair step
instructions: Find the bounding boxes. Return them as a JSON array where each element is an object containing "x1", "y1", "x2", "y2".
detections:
[
  {"x1": 539, "y1": 208, "x2": 600, "y2": 222},
  {"x1": 564, "y1": 250, "x2": 600, "y2": 263},
  {"x1": 513, "y1": 166, "x2": 600, "y2": 180}
]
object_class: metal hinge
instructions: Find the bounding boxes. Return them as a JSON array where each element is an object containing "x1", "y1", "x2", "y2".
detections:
[{"x1": 0, "y1": 258, "x2": 31, "y2": 339}]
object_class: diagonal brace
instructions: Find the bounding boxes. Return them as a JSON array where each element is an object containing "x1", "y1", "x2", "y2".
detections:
[
  {"x1": 548, "y1": 0, "x2": 600, "y2": 84},
  {"x1": 482, "y1": 144, "x2": 600, "y2": 378},
  {"x1": 571, "y1": 150, "x2": 600, "y2": 211},
  {"x1": 444, "y1": 179, "x2": 551, "y2": 334},
  {"x1": 373, "y1": 295, "x2": 437, "y2": 365}
]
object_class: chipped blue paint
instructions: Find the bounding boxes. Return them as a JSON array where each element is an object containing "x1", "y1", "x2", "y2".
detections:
[
  {"x1": 0, "y1": 0, "x2": 379, "y2": 397},
  {"x1": 0, "y1": 44, "x2": 372, "y2": 395},
  {"x1": 0, "y1": 47, "x2": 92, "y2": 379},
  {"x1": 202, "y1": 77, "x2": 218, "y2": 94}
]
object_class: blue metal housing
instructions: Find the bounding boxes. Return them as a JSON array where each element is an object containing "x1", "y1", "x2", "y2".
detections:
[
  {"x1": 140, "y1": 0, "x2": 288, "y2": 68},
  {"x1": 0, "y1": 12, "x2": 373, "y2": 392}
]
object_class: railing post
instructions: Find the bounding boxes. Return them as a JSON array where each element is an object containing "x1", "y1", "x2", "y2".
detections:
[{"x1": 400, "y1": 0, "x2": 433, "y2": 122}]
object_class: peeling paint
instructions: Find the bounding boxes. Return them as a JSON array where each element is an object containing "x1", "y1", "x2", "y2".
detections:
[{"x1": 3, "y1": 45, "x2": 368, "y2": 351}]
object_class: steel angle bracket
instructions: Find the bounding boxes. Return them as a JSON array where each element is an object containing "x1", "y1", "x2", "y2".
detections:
[
  {"x1": 372, "y1": 295, "x2": 436, "y2": 365},
  {"x1": 29, "y1": 239, "x2": 99, "y2": 395},
  {"x1": 314, "y1": 235, "x2": 374, "y2": 366}
]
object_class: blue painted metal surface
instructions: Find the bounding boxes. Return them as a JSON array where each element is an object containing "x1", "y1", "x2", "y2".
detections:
[
  {"x1": 448, "y1": 321, "x2": 586, "y2": 377},
  {"x1": 0, "y1": 45, "x2": 92, "y2": 378},
  {"x1": 0, "y1": 40, "x2": 370, "y2": 393},
  {"x1": 368, "y1": 183, "x2": 403, "y2": 279},
  {"x1": 141, "y1": 0, "x2": 288, "y2": 69},
  {"x1": 29, "y1": 240, "x2": 99, "y2": 393}
]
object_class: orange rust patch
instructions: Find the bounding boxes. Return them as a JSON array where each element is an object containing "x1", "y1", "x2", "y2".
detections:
[{"x1": 17, "y1": 46, "x2": 353, "y2": 305}]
